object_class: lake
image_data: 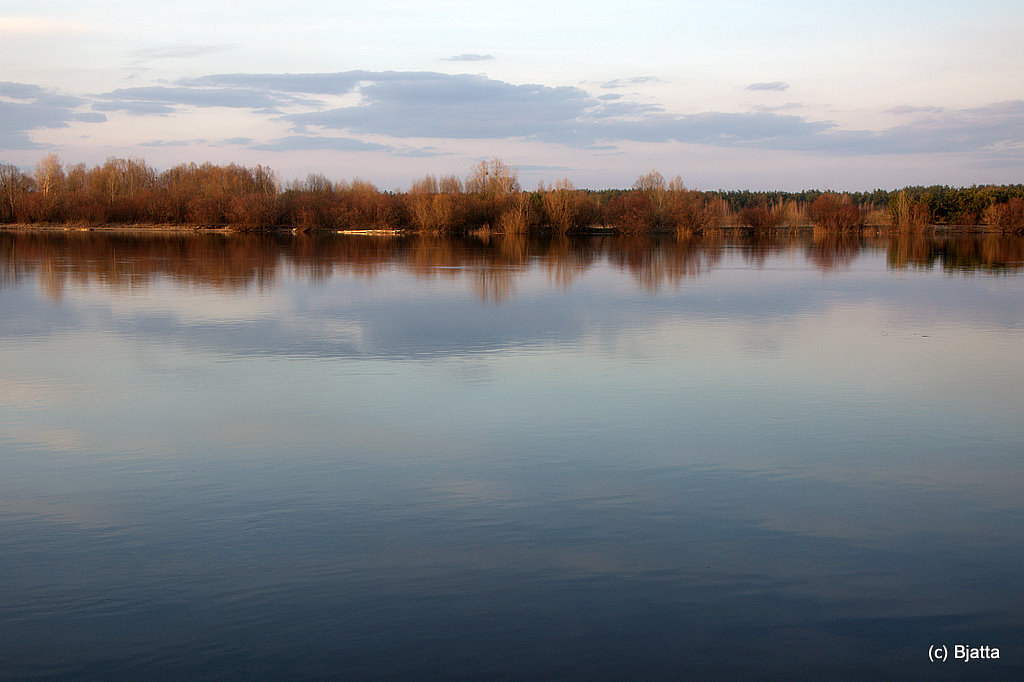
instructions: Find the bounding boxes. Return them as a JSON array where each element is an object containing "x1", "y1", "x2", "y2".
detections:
[{"x1": 1, "y1": 229, "x2": 1022, "y2": 679}]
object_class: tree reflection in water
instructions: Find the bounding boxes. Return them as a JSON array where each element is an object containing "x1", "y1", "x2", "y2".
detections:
[{"x1": 3, "y1": 229, "x2": 1023, "y2": 302}]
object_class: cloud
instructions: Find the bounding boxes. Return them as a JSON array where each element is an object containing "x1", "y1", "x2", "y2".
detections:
[
  {"x1": 600, "y1": 76, "x2": 659, "y2": 89},
  {"x1": 252, "y1": 135, "x2": 394, "y2": 152},
  {"x1": 767, "y1": 100, "x2": 1024, "y2": 155},
  {"x1": 443, "y1": 54, "x2": 494, "y2": 62},
  {"x1": 6, "y1": 70, "x2": 1020, "y2": 165},
  {"x1": 392, "y1": 146, "x2": 448, "y2": 158},
  {"x1": 276, "y1": 71, "x2": 828, "y2": 149},
  {"x1": 286, "y1": 72, "x2": 598, "y2": 140},
  {"x1": 600, "y1": 111, "x2": 835, "y2": 146},
  {"x1": 178, "y1": 72, "x2": 371, "y2": 95},
  {"x1": 0, "y1": 81, "x2": 98, "y2": 149},
  {"x1": 73, "y1": 112, "x2": 108, "y2": 123},
  {"x1": 747, "y1": 81, "x2": 790, "y2": 92},
  {"x1": 130, "y1": 44, "x2": 234, "y2": 62},
  {"x1": 93, "y1": 85, "x2": 321, "y2": 114},
  {"x1": 0, "y1": 81, "x2": 48, "y2": 99},
  {"x1": 887, "y1": 105, "x2": 944, "y2": 115},
  {"x1": 184, "y1": 71, "x2": 1008, "y2": 158},
  {"x1": 753, "y1": 103, "x2": 805, "y2": 113},
  {"x1": 139, "y1": 138, "x2": 207, "y2": 147},
  {"x1": 92, "y1": 100, "x2": 178, "y2": 116}
]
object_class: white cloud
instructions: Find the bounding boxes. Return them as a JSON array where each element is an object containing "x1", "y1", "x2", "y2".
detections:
[
  {"x1": 443, "y1": 54, "x2": 495, "y2": 62},
  {"x1": 747, "y1": 82, "x2": 790, "y2": 92},
  {"x1": 128, "y1": 44, "x2": 235, "y2": 67}
]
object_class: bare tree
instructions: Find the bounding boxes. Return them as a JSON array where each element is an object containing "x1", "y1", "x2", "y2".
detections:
[
  {"x1": 632, "y1": 170, "x2": 670, "y2": 230},
  {"x1": 408, "y1": 174, "x2": 458, "y2": 232},
  {"x1": 34, "y1": 153, "x2": 65, "y2": 198},
  {"x1": 541, "y1": 178, "x2": 598, "y2": 234},
  {"x1": 466, "y1": 158, "x2": 520, "y2": 198},
  {"x1": 541, "y1": 178, "x2": 576, "y2": 234},
  {"x1": 667, "y1": 177, "x2": 721, "y2": 235},
  {"x1": 0, "y1": 163, "x2": 33, "y2": 222},
  {"x1": 807, "y1": 192, "x2": 863, "y2": 232}
]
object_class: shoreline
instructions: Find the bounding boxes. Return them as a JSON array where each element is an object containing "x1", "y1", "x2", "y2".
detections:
[
  {"x1": 0, "y1": 222, "x2": 1015, "y2": 237},
  {"x1": 0, "y1": 223, "x2": 237, "y2": 234}
]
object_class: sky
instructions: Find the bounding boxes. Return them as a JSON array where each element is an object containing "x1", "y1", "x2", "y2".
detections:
[{"x1": 1, "y1": 0, "x2": 1022, "y2": 191}]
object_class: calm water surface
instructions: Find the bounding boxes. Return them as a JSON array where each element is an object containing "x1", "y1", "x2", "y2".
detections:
[{"x1": 1, "y1": 231, "x2": 1023, "y2": 679}]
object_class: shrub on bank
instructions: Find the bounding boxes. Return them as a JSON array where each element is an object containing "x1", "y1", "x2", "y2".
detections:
[{"x1": 5, "y1": 153, "x2": 1024, "y2": 235}]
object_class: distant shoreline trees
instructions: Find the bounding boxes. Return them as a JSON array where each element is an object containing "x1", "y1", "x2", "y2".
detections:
[{"x1": 1, "y1": 155, "x2": 1022, "y2": 234}]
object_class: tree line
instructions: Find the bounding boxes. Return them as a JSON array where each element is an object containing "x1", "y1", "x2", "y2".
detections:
[{"x1": 2, "y1": 155, "x2": 1023, "y2": 234}]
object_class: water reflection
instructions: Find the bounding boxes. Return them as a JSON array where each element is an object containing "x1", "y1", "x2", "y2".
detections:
[
  {"x1": 4, "y1": 230, "x2": 1022, "y2": 302},
  {"x1": 804, "y1": 230, "x2": 864, "y2": 270},
  {"x1": 886, "y1": 231, "x2": 1024, "y2": 272},
  {"x1": 2, "y1": 228, "x2": 1024, "y2": 678}
]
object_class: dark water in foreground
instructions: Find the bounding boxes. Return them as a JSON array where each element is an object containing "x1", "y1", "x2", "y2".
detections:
[{"x1": 1, "y1": 230, "x2": 1023, "y2": 679}]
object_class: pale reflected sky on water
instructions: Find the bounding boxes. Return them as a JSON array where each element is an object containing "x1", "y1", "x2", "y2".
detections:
[{"x1": 1, "y1": 232, "x2": 1023, "y2": 678}]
